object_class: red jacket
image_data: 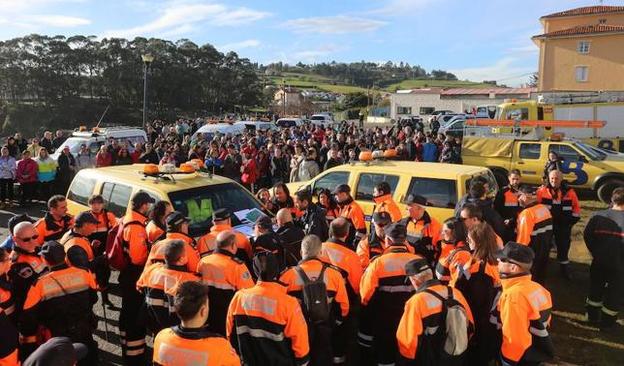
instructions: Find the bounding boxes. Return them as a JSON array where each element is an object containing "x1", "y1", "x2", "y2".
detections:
[
  {"x1": 241, "y1": 159, "x2": 257, "y2": 184},
  {"x1": 16, "y1": 158, "x2": 38, "y2": 183},
  {"x1": 96, "y1": 151, "x2": 112, "y2": 167}
]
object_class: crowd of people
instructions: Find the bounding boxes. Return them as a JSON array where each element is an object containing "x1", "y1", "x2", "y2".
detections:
[{"x1": 0, "y1": 117, "x2": 622, "y2": 366}]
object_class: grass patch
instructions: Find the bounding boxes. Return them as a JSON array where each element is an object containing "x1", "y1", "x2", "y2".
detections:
[{"x1": 387, "y1": 79, "x2": 494, "y2": 91}]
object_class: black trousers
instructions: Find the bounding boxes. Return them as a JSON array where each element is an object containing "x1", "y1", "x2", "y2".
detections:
[
  {"x1": 20, "y1": 182, "x2": 37, "y2": 203},
  {"x1": 530, "y1": 239, "x2": 551, "y2": 285},
  {"x1": 588, "y1": 259, "x2": 623, "y2": 318},
  {"x1": 39, "y1": 181, "x2": 53, "y2": 201},
  {"x1": 119, "y1": 266, "x2": 146, "y2": 366},
  {"x1": 0, "y1": 178, "x2": 14, "y2": 201},
  {"x1": 553, "y1": 224, "x2": 572, "y2": 264},
  {"x1": 309, "y1": 323, "x2": 333, "y2": 366}
]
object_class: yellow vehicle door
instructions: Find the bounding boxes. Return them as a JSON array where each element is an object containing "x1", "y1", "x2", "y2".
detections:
[
  {"x1": 512, "y1": 142, "x2": 544, "y2": 185},
  {"x1": 353, "y1": 172, "x2": 402, "y2": 223},
  {"x1": 547, "y1": 143, "x2": 594, "y2": 189}
]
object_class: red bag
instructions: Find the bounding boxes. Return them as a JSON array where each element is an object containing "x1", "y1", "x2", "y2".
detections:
[{"x1": 106, "y1": 220, "x2": 141, "y2": 271}]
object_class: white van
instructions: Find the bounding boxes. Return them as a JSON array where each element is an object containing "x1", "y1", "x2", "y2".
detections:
[
  {"x1": 192, "y1": 122, "x2": 246, "y2": 141},
  {"x1": 310, "y1": 114, "x2": 337, "y2": 127},
  {"x1": 52, "y1": 126, "x2": 147, "y2": 160}
]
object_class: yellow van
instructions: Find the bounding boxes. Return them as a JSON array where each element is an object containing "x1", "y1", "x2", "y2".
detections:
[
  {"x1": 66, "y1": 164, "x2": 265, "y2": 237},
  {"x1": 286, "y1": 160, "x2": 497, "y2": 224}
]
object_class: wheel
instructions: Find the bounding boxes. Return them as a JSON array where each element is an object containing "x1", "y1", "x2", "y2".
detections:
[
  {"x1": 492, "y1": 169, "x2": 509, "y2": 189},
  {"x1": 597, "y1": 179, "x2": 624, "y2": 203}
]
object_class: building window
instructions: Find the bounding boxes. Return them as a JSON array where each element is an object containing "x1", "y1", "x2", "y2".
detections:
[
  {"x1": 599, "y1": 18, "x2": 607, "y2": 24},
  {"x1": 577, "y1": 41, "x2": 590, "y2": 54},
  {"x1": 396, "y1": 106, "x2": 412, "y2": 115},
  {"x1": 419, "y1": 107, "x2": 435, "y2": 115},
  {"x1": 575, "y1": 66, "x2": 589, "y2": 82}
]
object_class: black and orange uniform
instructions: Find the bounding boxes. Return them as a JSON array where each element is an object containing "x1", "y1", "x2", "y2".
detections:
[
  {"x1": 451, "y1": 259, "x2": 501, "y2": 365},
  {"x1": 280, "y1": 258, "x2": 349, "y2": 366},
  {"x1": 497, "y1": 185, "x2": 522, "y2": 242},
  {"x1": 356, "y1": 231, "x2": 385, "y2": 269},
  {"x1": 33, "y1": 213, "x2": 74, "y2": 246},
  {"x1": 0, "y1": 308, "x2": 19, "y2": 366},
  {"x1": 0, "y1": 274, "x2": 15, "y2": 324},
  {"x1": 322, "y1": 205, "x2": 340, "y2": 227},
  {"x1": 434, "y1": 239, "x2": 468, "y2": 283},
  {"x1": 536, "y1": 183, "x2": 580, "y2": 265},
  {"x1": 197, "y1": 250, "x2": 254, "y2": 336},
  {"x1": 136, "y1": 262, "x2": 199, "y2": 334},
  {"x1": 396, "y1": 279, "x2": 474, "y2": 365},
  {"x1": 118, "y1": 210, "x2": 149, "y2": 365},
  {"x1": 196, "y1": 223, "x2": 252, "y2": 263},
  {"x1": 146, "y1": 220, "x2": 167, "y2": 245},
  {"x1": 145, "y1": 233, "x2": 200, "y2": 274},
  {"x1": 20, "y1": 264, "x2": 98, "y2": 365},
  {"x1": 226, "y1": 280, "x2": 310, "y2": 366},
  {"x1": 516, "y1": 203, "x2": 553, "y2": 283},
  {"x1": 493, "y1": 273, "x2": 554, "y2": 366},
  {"x1": 338, "y1": 198, "x2": 367, "y2": 248},
  {"x1": 372, "y1": 194, "x2": 402, "y2": 223},
  {"x1": 153, "y1": 325, "x2": 240, "y2": 366},
  {"x1": 401, "y1": 212, "x2": 442, "y2": 264},
  {"x1": 583, "y1": 208, "x2": 624, "y2": 327},
  {"x1": 359, "y1": 245, "x2": 422, "y2": 366},
  {"x1": 8, "y1": 248, "x2": 47, "y2": 318},
  {"x1": 88, "y1": 209, "x2": 117, "y2": 254},
  {"x1": 60, "y1": 229, "x2": 95, "y2": 269}
]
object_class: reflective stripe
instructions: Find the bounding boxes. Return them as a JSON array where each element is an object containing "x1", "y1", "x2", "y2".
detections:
[
  {"x1": 205, "y1": 281, "x2": 236, "y2": 291},
  {"x1": 558, "y1": 260, "x2": 570, "y2": 264},
  {"x1": 3, "y1": 304, "x2": 15, "y2": 315},
  {"x1": 125, "y1": 348, "x2": 145, "y2": 356},
  {"x1": 562, "y1": 206, "x2": 572, "y2": 211},
  {"x1": 333, "y1": 356, "x2": 346, "y2": 363},
  {"x1": 126, "y1": 339, "x2": 146, "y2": 347},
  {"x1": 145, "y1": 297, "x2": 166, "y2": 307},
  {"x1": 358, "y1": 332, "x2": 373, "y2": 341},
  {"x1": 531, "y1": 225, "x2": 553, "y2": 236},
  {"x1": 378, "y1": 285, "x2": 413, "y2": 293},
  {"x1": 424, "y1": 326, "x2": 439, "y2": 335},
  {"x1": 20, "y1": 334, "x2": 37, "y2": 343},
  {"x1": 602, "y1": 306, "x2": 618, "y2": 316},
  {"x1": 236, "y1": 325, "x2": 285, "y2": 341},
  {"x1": 586, "y1": 298, "x2": 602, "y2": 307},
  {"x1": 529, "y1": 326, "x2": 549, "y2": 337},
  {"x1": 378, "y1": 363, "x2": 395, "y2": 366},
  {"x1": 504, "y1": 203, "x2": 519, "y2": 207}
]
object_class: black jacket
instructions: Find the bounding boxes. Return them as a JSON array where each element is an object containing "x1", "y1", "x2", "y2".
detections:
[
  {"x1": 454, "y1": 195, "x2": 505, "y2": 238},
  {"x1": 584, "y1": 208, "x2": 624, "y2": 267},
  {"x1": 298, "y1": 203, "x2": 329, "y2": 242},
  {"x1": 276, "y1": 222, "x2": 305, "y2": 267}
]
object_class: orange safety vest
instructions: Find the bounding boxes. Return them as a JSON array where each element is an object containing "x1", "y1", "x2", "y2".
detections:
[{"x1": 153, "y1": 326, "x2": 240, "y2": 366}]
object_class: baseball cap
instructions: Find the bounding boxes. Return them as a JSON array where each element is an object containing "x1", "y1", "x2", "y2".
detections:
[
  {"x1": 166, "y1": 211, "x2": 190, "y2": 229},
  {"x1": 74, "y1": 212, "x2": 99, "y2": 227},
  {"x1": 24, "y1": 337, "x2": 87, "y2": 366},
  {"x1": 384, "y1": 222, "x2": 407, "y2": 242},
  {"x1": 131, "y1": 192, "x2": 155, "y2": 207},
  {"x1": 255, "y1": 215, "x2": 274, "y2": 230},
  {"x1": 372, "y1": 212, "x2": 392, "y2": 226},
  {"x1": 403, "y1": 194, "x2": 428, "y2": 206},
  {"x1": 404, "y1": 258, "x2": 431, "y2": 276},
  {"x1": 496, "y1": 242, "x2": 535, "y2": 267},
  {"x1": 333, "y1": 184, "x2": 351, "y2": 195},
  {"x1": 212, "y1": 208, "x2": 231, "y2": 221},
  {"x1": 39, "y1": 241, "x2": 66, "y2": 265}
]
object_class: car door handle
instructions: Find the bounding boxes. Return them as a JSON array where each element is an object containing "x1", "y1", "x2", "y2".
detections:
[{"x1": 517, "y1": 161, "x2": 525, "y2": 165}]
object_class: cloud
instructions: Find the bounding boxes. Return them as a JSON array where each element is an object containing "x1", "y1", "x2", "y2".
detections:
[
  {"x1": 103, "y1": 2, "x2": 270, "y2": 39},
  {"x1": 219, "y1": 39, "x2": 261, "y2": 51},
  {"x1": 371, "y1": 0, "x2": 435, "y2": 16},
  {"x1": 449, "y1": 57, "x2": 535, "y2": 86},
  {"x1": 284, "y1": 16, "x2": 386, "y2": 34},
  {"x1": 25, "y1": 15, "x2": 91, "y2": 27},
  {"x1": 0, "y1": 0, "x2": 90, "y2": 31}
]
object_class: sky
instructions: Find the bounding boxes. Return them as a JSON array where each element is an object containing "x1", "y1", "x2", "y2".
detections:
[{"x1": 0, "y1": 0, "x2": 622, "y2": 86}]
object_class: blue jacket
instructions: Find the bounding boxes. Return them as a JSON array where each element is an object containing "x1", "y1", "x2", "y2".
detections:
[{"x1": 422, "y1": 142, "x2": 438, "y2": 162}]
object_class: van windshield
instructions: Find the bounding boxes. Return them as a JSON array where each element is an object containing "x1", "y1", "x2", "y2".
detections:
[
  {"x1": 168, "y1": 183, "x2": 264, "y2": 237},
  {"x1": 310, "y1": 116, "x2": 326, "y2": 121},
  {"x1": 57, "y1": 137, "x2": 89, "y2": 154}
]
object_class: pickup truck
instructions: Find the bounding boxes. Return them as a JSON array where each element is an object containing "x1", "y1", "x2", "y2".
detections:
[{"x1": 461, "y1": 136, "x2": 624, "y2": 202}]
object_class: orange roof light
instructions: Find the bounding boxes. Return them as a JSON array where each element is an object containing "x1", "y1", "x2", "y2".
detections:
[
  {"x1": 359, "y1": 151, "x2": 373, "y2": 162},
  {"x1": 143, "y1": 164, "x2": 159, "y2": 175},
  {"x1": 383, "y1": 149, "x2": 397, "y2": 158},
  {"x1": 179, "y1": 163, "x2": 196, "y2": 173}
]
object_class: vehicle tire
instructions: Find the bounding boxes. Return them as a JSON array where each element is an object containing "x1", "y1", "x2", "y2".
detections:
[
  {"x1": 597, "y1": 179, "x2": 624, "y2": 203},
  {"x1": 492, "y1": 169, "x2": 509, "y2": 189}
]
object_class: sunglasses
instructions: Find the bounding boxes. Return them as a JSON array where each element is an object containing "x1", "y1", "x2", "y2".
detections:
[{"x1": 19, "y1": 235, "x2": 39, "y2": 242}]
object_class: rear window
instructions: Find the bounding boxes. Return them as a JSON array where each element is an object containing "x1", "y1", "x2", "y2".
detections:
[
  {"x1": 407, "y1": 177, "x2": 457, "y2": 208},
  {"x1": 311, "y1": 116, "x2": 325, "y2": 121},
  {"x1": 168, "y1": 183, "x2": 264, "y2": 237},
  {"x1": 356, "y1": 173, "x2": 400, "y2": 201},
  {"x1": 67, "y1": 175, "x2": 96, "y2": 206}
]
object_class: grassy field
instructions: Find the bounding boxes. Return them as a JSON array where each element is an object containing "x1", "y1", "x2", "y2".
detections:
[
  {"x1": 548, "y1": 196, "x2": 624, "y2": 365},
  {"x1": 386, "y1": 78, "x2": 494, "y2": 91}
]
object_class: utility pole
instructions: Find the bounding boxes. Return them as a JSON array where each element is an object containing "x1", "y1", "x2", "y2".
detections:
[{"x1": 141, "y1": 53, "x2": 154, "y2": 130}]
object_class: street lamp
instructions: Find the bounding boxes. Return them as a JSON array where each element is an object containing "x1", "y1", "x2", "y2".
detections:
[{"x1": 141, "y1": 53, "x2": 154, "y2": 130}]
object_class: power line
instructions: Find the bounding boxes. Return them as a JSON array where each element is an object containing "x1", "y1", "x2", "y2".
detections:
[{"x1": 495, "y1": 72, "x2": 535, "y2": 82}]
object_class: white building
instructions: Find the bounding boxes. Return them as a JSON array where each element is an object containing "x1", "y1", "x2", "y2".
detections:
[{"x1": 390, "y1": 87, "x2": 536, "y2": 120}]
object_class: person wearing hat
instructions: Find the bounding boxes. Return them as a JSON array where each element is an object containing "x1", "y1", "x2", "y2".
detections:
[
  {"x1": 294, "y1": 189, "x2": 329, "y2": 242},
  {"x1": 197, "y1": 230, "x2": 254, "y2": 336},
  {"x1": 396, "y1": 257, "x2": 474, "y2": 366},
  {"x1": 252, "y1": 215, "x2": 285, "y2": 268},
  {"x1": 359, "y1": 222, "x2": 423, "y2": 366},
  {"x1": 24, "y1": 337, "x2": 88, "y2": 366},
  {"x1": 197, "y1": 208, "x2": 252, "y2": 264},
  {"x1": 153, "y1": 281, "x2": 240, "y2": 366},
  {"x1": 400, "y1": 194, "x2": 442, "y2": 264},
  {"x1": 165, "y1": 211, "x2": 200, "y2": 270},
  {"x1": 334, "y1": 184, "x2": 367, "y2": 248},
  {"x1": 372, "y1": 181, "x2": 402, "y2": 223},
  {"x1": 20, "y1": 241, "x2": 98, "y2": 364},
  {"x1": 493, "y1": 242, "x2": 554, "y2": 366},
  {"x1": 515, "y1": 186, "x2": 553, "y2": 285},
  {"x1": 119, "y1": 191, "x2": 154, "y2": 366},
  {"x1": 356, "y1": 211, "x2": 391, "y2": 269},
  {"x1": 227, "y1": 251, "x2": 309, "y2": 365},
  {"x1": 137, "y1": 240, "x2": 199, "y2": 335},
  {"x1": 59, "y1": 211, "x2": 100, "y2": 269}
]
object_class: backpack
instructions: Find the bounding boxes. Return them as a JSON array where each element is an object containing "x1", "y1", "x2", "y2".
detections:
[
  {"x1": 424, "y1": 286, "x2": 469, "y2": 357},
  {"x1": 106, "y1": 220, "x2": 142, "y2": 271},
  {"x1": 295, "y1": 263, "x2": 330, "y2": 324}
]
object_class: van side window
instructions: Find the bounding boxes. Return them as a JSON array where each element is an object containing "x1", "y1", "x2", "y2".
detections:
[
  {"x1": 67, "y1": 175, "x2": 96, "y2": 206},
  {"x1": 101, "y1": 183, "x2": 133, "y2": 217},
  {"x1": 356, "y1": 173, "x2": 399, "y2": 201},
  {"x1": 549, "y1": 144, "x2": 580, "y2": 161},
  {"x1": 408, "y1": 177, "x2": 457, "y2": 208},
  {"x1": 519, "y1": 143, "x2": 541, "y2": 159},
  {"x1": 312, "y1": 171, "x2": 349, "y2": 194}
]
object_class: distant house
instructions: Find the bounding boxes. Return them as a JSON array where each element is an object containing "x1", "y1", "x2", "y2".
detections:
[
  {"x1": 273, "y1": 87, "x2": 303, "y2": 107},
  {"x1": 533, "y1": 5, "x2": 624, "y2": 91}
]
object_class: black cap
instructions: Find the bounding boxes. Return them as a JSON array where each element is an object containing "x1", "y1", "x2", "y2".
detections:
[
  {"x1": 518, "y1": 185, "x2": 536, "y2": 195},
  {"x1": 255, "y1": 215, "x2": 273, "y2": 230},
  {"x1": 496, "y1": 242, "x2": 535, "y2": 267},
  {"x1": 39, "y1": 241, "x2": 66, "y2": 265},
  {"x1": 74, "y1": 212, "x2": 99, "y2": 227},
  {"x1": 212, "y1": 208, "x2": 231, "y2": 221},
  {"x1": 24, "y1": 337, "x2": 88, "y2": 366},
  {"x1": 8, "y1": 214, "x2": 35, "y2": 233},
  {"x1": 405, "y1": 258, "x2": 431, "y2": 276},
  {"x1": 384, "y1": 222, "x2": 407, "y2": 242},
  {"x1": 131, "y1": 192, "x2": 155, "y2": 207},
  {"x1": 372, "y1": 212, "x2": 392, "y2": 226},
  {"x1": 253, "y1": 251, "x2": 280, "y2": 281},
  {"x1": 333, "y1": 184, "x2": 351, "y2": 195},
  {"x1": 404, "y1": 194, "x2": 428, "y2": 206},
  {"x1": 166, "y1": 211, "x2": 190, "y2": 229}
]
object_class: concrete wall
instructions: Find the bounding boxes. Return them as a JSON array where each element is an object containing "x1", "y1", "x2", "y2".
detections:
[{"x1": 390, "y1": 93, "x2": 520, "y2": 120}]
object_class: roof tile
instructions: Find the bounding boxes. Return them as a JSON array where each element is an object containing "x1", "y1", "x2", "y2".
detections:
[
  {"x1": 542, "y1": 5, "x2": 624, "y2": 19},
  {"x1": 533, "y1": 24, "x2": 624, "y2": 39}
]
